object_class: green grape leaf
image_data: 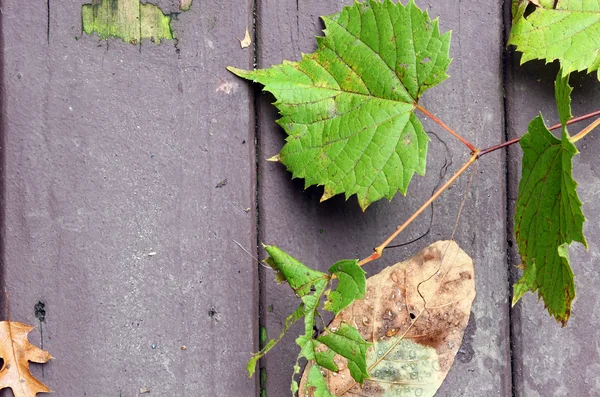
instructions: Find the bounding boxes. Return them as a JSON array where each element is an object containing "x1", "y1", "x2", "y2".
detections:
[
  {"x1": 228, "y1": 0, "x2": 451, "y2": 209},
  {"x1": 306, "y1": 366, "x2": 336, "y2": 397},
  {"x1": 509, "y1": 0, "x2": 600, "y2": 79},
  {"x1": 263, "y1": 245, "x2": 327, "y2": 297},
  {"x1": 246, "y1": 304, "x2": 305, "y2": 377},
  {"x1": 325, "y1": 260, "x2": 367, "y2": 315},
  {"x1": 513, "y1": 72, "x2": 587, "y2": 325},
  {"x1": 555, "y1": 69, "x2": 573, "y2": 126}
]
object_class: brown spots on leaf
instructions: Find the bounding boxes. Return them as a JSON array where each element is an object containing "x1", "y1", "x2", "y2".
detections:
[
  {"x1": 414, "y1": 308, "x2": 467, "y2": 352},
  {"x1": 385, "y1": 328, "x2": 399, "y2": 337},
  {"x1": 423, "y1": 247, "x2": 442, "y2": 262}
]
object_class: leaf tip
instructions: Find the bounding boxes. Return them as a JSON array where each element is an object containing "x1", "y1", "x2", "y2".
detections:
[
  {"x1": 246, "y1": 358, "x2": 258, "y2": 378},
  {"x1": 358, "y1": 198, "x2": 370, "y2": 212},
  {"x1": 267, "y1": 154, "x2": 281, "y2": 162},
  {"x1": 227, "y1": 66, "x2": 254, "y2": 79},
  {"x1": 320, "y1": 188, "x2": 336, "y2": 202}
]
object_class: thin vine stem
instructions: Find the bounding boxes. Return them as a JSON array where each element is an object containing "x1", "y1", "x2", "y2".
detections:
[
  {"x1": 416, "y1": 104, "x2": 478, "y2": 152},
  {"x1": 358, "y1": 152, "x2": 478, "y2": 267},
  {"x1": 478, "y1": 109, "x2": 600, "y2": 158},
  {"x1": 359, "y1": 108, "x2": 600, "y2": 268},
  {"x1": 571, "y1": 117, "x2": 600, "y2": 143}
]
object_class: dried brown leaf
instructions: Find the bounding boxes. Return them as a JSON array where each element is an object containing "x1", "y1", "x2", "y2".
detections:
[
  {"x1": 299, "y1": 240, "x2": 475, "y2": 397},
  {"x1": 0, "y1": 322, "x2": 52, "y2": 397}
]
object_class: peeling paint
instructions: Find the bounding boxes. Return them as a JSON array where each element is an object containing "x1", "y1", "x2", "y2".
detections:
[
  {"x1": 82, "y1": 0, "x2": 185, "y2": 45},
  {"x1": 180, "y1": 0, "x2": 193, "y2": 11},
  {"x1": 216, "y1": 81, "x2": 237, "y2": 95}
]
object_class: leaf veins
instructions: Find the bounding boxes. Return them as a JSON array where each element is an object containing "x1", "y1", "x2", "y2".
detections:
[{"x1": 228, "y1": 0, "x2": 452, "y2": 209}]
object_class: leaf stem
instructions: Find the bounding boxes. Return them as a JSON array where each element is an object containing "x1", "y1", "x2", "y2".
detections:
[
  {"x1": 570, "y1": 117, "x2": 600, "y2": 143},
  {"x1": 416, "y1": 104, "x2": 478, "y2": 152},
  {"x1": 478, "y1": 109, "x2": 600, "y2": 158},
  {"x1": 358, "y1": 152, "x2": 478, "y2": 267}
]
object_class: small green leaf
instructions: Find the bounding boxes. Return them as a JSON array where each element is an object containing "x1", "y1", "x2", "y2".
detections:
[
  {"x1": 318, "y1": 323, "x2": 370, "y2": 384},
  {"x1": 258, "y1": 245, "x2": 371, "y2": 392},
  {"x1": 555, "y1": 69, "x2": 573, "y2": 127},
  {"x1": 512, "y1": 260, "x2": 537, "y2": 307},
  {"x1": 296, "y1": 337, "x2": 339, "y2": 372},
  {"x1": 325, "y1": 260, "x2": 366, "y2": 315},
  {"x1": 513, "y1": 72, "x2": 587, "y2": 325},
  {"x1": 299, "y1": 282, "x2": 329, "y2": 337},
  {"x1": 509, "y1": 0, "x2": 600, "y2": 79},
  {"x1": 228, "y1": 0, "x2": 452, "y2": 209},
  {"x1": 263, "y1": 245, "x2": 327, "y2": 297},
  {"x1": 292, "y1": 362, "x2": 302, "y2": 394},
  {"x1": 294, "y1": 279, "x2": 342, "y2": 372},
  {"x1": 246, "y1": 304, "x2": 305, "y2": 377},
  {"x1": 306, "y1": 365, "x2": 335, "y2": 397}
]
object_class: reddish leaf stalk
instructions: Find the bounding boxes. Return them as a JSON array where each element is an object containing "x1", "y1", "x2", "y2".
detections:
[
  {"x1": 360, "y1": 109, "x2": 600, "y2": 268},
  {"x1": 416, "y1": 104, "x2": 478, "y2": 152},
  {"x1": 478, "y1": 109, "x2": 600, "y2": 158}
]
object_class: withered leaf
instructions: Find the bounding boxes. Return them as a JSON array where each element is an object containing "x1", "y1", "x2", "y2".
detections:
[
  {"x1": 299, "y1": 240, "x2": 476, "y2": 397},
  {"x1": 0, "y1": 321, "x2": 52, "y2": 397},
  {"x1": 240, "y1": 28, "x2": 252, "y2": 49}
]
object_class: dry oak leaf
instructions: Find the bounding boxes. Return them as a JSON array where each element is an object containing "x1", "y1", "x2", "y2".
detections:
[
  {"x1": 0, "y1": 321, "x2": 52, "y2": 397},
  {"x1": 299, "y1": 240, "x2": 475, "y2": 397}
]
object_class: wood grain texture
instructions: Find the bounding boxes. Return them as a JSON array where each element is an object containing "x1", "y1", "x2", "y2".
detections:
[
  {"x1": 255, "y1": 1, "x2": 511, "y2": 395},
  {"x1": 506, "y1": 54, "x2": 600, "y2": 395},
  {"x1": 1, "y1": 1, "x2": 257, "y2": 395}
]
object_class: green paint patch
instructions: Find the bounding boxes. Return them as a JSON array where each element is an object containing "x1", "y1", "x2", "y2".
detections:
[{"x1": 82, "y1": 0, "x2": 181, "y2": 44}]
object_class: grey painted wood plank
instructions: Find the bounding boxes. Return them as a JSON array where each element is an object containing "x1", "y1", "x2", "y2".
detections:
[
  {"x1": 1, "y1": 1, "x2": 257, "y2": 396},
  {"x1": 255, "y1": 0, "x2": 511, "y2": 395},
  {"x1": 506, "y1": 56, "x2": 600, "y2": 395}
]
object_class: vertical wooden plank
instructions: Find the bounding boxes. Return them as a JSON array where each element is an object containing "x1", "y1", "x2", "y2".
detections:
[
  {"x1": 256, "y1": 0, "x2": 512, "y2": 395},
  {"x1": 506, "y1": 57, "x2": 600, "y2": 395},
  {"x1": 1, "y1": 1, "x2": 257, "y2": 395}
]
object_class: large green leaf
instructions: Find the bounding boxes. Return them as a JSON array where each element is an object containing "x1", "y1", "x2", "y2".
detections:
[
  {"x1": 509, "y1": 0, "x2": 600, "y2": 79},
  {"x1": 513, "y1": 72, "x2": 587, "y2": 325},
  {"x1": 228, "y1": 0, "x2": 451, "y2": 209}
]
